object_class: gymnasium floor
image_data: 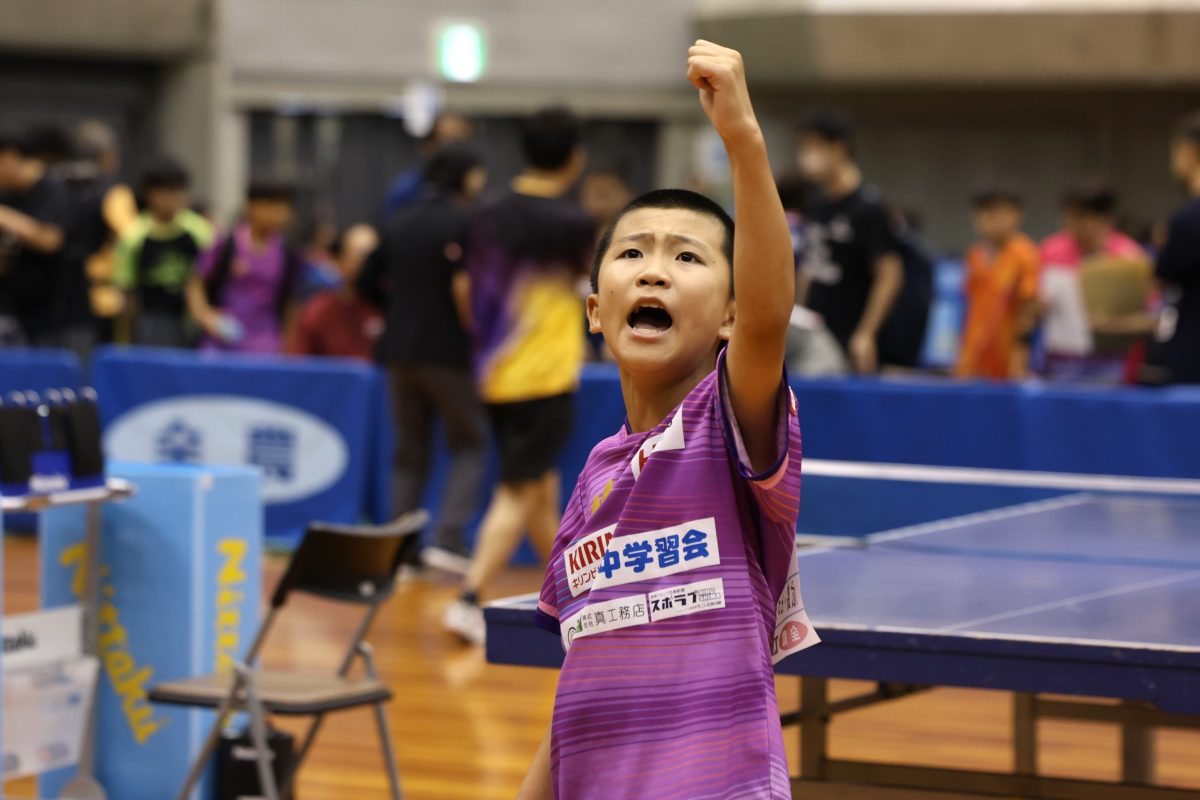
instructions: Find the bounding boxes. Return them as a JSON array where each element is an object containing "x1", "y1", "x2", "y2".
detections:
[{"x1": 4, "y1": 535, "x2": 1199, "y2": 799}]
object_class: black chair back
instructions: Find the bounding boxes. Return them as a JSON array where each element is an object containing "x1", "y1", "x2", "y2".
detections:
[{"x1": 270, "y1": 511, "x2": 427, "y2": 608}]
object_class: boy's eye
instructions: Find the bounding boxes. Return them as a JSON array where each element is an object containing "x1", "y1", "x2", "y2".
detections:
[
  {"x1": 677, "y1": 251, "x2": 700, "y2": 263},
  {"x1": 619, "y1": 248, "x2": 642, "y2": 259}
]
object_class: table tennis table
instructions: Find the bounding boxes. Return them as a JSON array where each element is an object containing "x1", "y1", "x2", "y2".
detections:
[{"x1": 485, "y1": 493, "x2": 1200, "y2": 799}]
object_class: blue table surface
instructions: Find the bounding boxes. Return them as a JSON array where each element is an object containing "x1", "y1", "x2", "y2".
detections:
[{"x1": 489, "y1": 495, "x2": 1200, "y2": 663}]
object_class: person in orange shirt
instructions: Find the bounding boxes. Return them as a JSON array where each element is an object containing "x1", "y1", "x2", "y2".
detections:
[{"x1": 955, "y1": 187, "x2": 1040, "y2": 380}]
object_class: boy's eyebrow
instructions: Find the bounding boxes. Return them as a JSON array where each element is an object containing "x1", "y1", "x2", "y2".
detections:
[{"x1": 615, "y1": 231, "x2": 712, "y2": 250}]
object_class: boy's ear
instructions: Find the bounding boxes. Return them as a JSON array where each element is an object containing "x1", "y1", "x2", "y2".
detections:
[
  {"x1": 586, "y1": 294, "x2": 603, "y2": 334},
  {"x1": 719, "y1": 298, "x2": 736, "y2": 342}
]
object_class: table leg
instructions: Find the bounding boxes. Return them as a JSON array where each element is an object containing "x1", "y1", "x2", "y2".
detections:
[
  {"x1": 1121, "y1": 699, "x2": 1156, "y2": 785},
  {"x1": 1013, "y1": 692, "x2": 1038, "y2": 776},
  {"x1": 800, "y1": 676, "x2": 829, "y2": 780}
]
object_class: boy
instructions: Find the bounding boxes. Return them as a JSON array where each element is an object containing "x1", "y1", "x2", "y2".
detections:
[
  {"x1": 443, "y1": 107, "x2": 593, "y2": 643},
  {"x1": 114, "y1": 156, "x2": 213, "y2": 347},
  {"x1": 955, "y1": 187, "x2": 1040, "y2": 381},
  {"x1": 187, "y1": 178, "x2": 302, "y2": 354},
  {"x1": 519, "y1": 41, "x2": 818, "y2": 800}
]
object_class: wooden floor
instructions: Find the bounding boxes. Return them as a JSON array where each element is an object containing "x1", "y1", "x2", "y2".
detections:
[{"x1": 4, "y1": 534, "x2": 1199, "y2": 799}]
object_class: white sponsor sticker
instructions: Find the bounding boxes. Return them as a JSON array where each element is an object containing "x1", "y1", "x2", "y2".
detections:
[
  {"x1": 564, "y1": 524, "x2": 618, "y2": 597},
  {"x1": 630, "y1": 406, "x2": 686, "y2": 479},
  {"x1": 648, "y1": 578, "x2": 726, "y2": 622},
  {"x1": 591, "y1": 517, "x2": 720, "y2": 593},
  {"x1": 772, "y1": 564, "x2": 820, "y2": 664},
  {"x1": 560, "y1": 593, "x2": 649, "y2": 652}
]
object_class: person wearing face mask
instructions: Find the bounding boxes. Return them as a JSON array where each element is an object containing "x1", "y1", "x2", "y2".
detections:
[{"x1": 795, "y1": 111, "x2": 904, "y2": 374}]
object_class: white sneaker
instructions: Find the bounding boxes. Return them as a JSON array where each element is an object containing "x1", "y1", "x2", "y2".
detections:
[
  {"x1": 422, "y1": 546, "x2": 472, "y2": 576},
  {"x1": 443, "y1": 599, "x2": 486, "y2": 646}
]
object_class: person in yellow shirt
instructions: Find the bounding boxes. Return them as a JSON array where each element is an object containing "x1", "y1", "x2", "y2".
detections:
[
  {"x1": 956, "y1": 187, "x2": 1040, "y2": 380},
  {"x1": 444, "y1": 107, "x2": 593, "y2": 644}
]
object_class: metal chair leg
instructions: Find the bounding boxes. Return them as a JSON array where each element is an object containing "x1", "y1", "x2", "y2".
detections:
[
  {"x1": 358, "y1": 642, "x2": 403, "y2": 799},
  {"x1": 175, "y1": 672, "x2": 247, "y2": 800},
  {"x1": 240, "y1": 665, "x2": 281, "y2": 800},
  {"x1": 373, "y1": 701, "x2": 404, "y2": 800}
]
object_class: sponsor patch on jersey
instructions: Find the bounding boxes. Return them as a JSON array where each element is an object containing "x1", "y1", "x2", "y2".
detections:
[
  {"x1": 648, "y1": 578, "x2": 726, "y2": 622},
  {"x1": 591, "y1": 517, "x2": 720, "y2": 593}
]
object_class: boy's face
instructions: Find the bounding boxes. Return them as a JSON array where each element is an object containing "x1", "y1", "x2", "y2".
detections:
[
  {"x1": 145, "y1": 186, "x2": 188, "y2": 221},
  {"x1": 247, "y1": 198, "x2": 293, "y2": 234},
  {"x1": 587, "y1": 207, "x2": 734, "y2": 383},
  {"x1": 973, "y1": 203, "x2": 1022, "y2": 244}
]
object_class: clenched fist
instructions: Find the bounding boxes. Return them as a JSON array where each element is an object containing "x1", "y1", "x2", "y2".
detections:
[{"x1": 687, "y1": 40, "x2": 761, "y2": 149}]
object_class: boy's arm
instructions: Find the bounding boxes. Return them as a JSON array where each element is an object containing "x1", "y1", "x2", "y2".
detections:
[
  {"x1": 516, "y1": 724, "x2": 553, "y2": 800},
  {"x1": 688, "y1": 41, "x2": 794, "y2": 472}
]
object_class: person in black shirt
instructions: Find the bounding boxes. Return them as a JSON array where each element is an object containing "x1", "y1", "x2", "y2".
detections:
[
  {"x1": 1157, "y1": 112, "x2": 1200, "y2": 384},
  {"x1": 796, "y1": 112, "x2": 904, "y2": 373},
  {"x1": 0, "y1": 128, "x2": 83, "y2": 354},
  {"x1": 359, "y1": 143, "x2": 489, "y2": 574}
]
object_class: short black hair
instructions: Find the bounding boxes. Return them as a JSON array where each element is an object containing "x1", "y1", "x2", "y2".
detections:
[
  {"x1": 1062, "y1": 179, "x2": 1117, "y2": 217},
  {"x1": 971, "y1": 183, "x2": 1024, "y2": 209},
  {"x1": 798, "y1": 110, "x2": 856, "y2": 156},
  {"x1": 520, "y1": 106, "x2": 582, "y2": 171},
  {"x1": 140, "y1": 156, "x2": 191, "y2": 192},
  {"x1": 247, "y1": 176, "x2": 295, "y2": 204},
  {"x1": 1172, "y1": 110, "x2": 1200, "y2": 146},
  {"x1": 423, "y1": 142, "x2": 482, "y2": 196},
  {"x1": 590, "y1": 188, "x2": 734, "y2": 294}
]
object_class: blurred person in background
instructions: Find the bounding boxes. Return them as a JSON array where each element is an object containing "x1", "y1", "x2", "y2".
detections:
[
  {"x1": 0, "y1": 128, "x2": 75, "y2": 351},
  {"x1": 287, "y1": 223, "x2": 381, "y2": 359},
  {"x1": 115, "y1": 156, "x2": 213, "y2": 347},
  {"x1": 22, "y1": 124, "x2": 97, "y2": 360},
  {"x1": 580, "y1": 162, "x2": 633, "y2": 360},
  {"x1": 580, "y1": 162, "x2": 633, "y2": 237},
  {"x1": 1039, "y1": 180, "x2": 1148, "y2": 381},
  {"x1": 188, "y1": 178, "x2": 302, "y2": 354},
  {"x1": 359, "y1": 143, "x2": 489, "y2": 575},
  {"x1": 777, "y1": 171, "x2": 848, "y2": 376},
  {"x1": 796, "y1": 111, "x2": 904, "y2": 373},
  {"x1": 295, "y1": 216, "x2": 343, "y2": 301},
  {"x1": 73, "y1": 119, "x2": 138, "y2": 343},
  {"x1": 955, "y1": 186, "x2": 1040, "y2": 381},
  {"x1": 1155, "y1": 111, "x2": 1200, "y2": 384},
  {"x1": 878, "y1": 206, "x2": 934, "y2": 371},
  {"x1": 445, "y1": 107, "x2": 593, "y2": 645},
  {"x1": 381, "y1": 110, "x2": 475, "y2": 220}
]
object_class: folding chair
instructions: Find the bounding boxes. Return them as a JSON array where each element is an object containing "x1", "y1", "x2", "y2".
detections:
[{"x1": 149, "y1": 510, "x2": 428, "y2": 800}]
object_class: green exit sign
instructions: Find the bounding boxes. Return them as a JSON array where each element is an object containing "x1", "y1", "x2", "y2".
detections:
[{"x1": 437, "y1": 22, "x2": 487, "y2": 83}]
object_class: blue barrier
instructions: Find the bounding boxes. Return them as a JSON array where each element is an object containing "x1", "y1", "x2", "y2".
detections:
[
  {"x1": 93, "y1": 346, "x2": 382, "y2": 545},
  {"x1": 39, "y1": 463, "x2": 261, "y2": 800}
]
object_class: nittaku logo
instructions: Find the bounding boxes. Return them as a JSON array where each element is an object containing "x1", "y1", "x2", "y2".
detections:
[
  {"x1": 3, "y1": 629, "x2": 36, "y2": 654},
  {"x1": 28, "y1": 473, "x2": 69, "y2": 493}
]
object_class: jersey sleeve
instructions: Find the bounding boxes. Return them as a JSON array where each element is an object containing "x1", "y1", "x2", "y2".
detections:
[{"x1": 714, "y1": 349, "x2": 802, "y2": 528}]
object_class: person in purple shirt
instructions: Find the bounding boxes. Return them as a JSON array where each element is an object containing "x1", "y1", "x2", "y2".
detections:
[
  {"x1": 187, "y1": 179, "x2": 303, "y2": 354},
  {"x1": 520, "y1": 41, "x2": 818, "y2": 800}
]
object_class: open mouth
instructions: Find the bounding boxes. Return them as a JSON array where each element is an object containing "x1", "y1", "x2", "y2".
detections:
[{"x1": 628, "y1": 304, "x2": 673, "y2": 333}]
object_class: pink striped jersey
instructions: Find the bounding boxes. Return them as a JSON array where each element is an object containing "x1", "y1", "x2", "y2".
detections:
[{"x1": 535, "y1": 352, "x2": 819, "y2": 799}]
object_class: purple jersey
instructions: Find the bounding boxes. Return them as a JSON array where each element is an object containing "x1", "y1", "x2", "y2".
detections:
[{"x1": 536, "y1": 352, "x2": 818, "y2": 799}]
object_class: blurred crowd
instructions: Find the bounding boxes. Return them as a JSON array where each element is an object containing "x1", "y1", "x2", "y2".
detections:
[{"x1": 1, "y1": 108, "x2": 1197, "y2": 390}]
